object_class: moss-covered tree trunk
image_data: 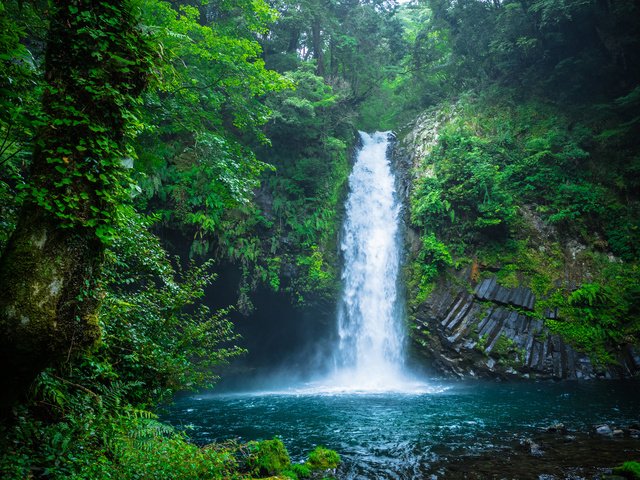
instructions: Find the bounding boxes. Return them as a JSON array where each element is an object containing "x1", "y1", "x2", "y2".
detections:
[{"x1": 0, "y1": 0, "x2": 151, "y2": 409}]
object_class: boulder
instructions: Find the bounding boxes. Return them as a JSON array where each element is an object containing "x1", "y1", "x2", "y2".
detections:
[
  {"x1": 544, "y1": 423, "x2": 568, "y2": 435},
  {"x1": 595, "y1": 424, "x2": 613, "y2": 436},
  {"x1": 523, "y1": 438, "x2": 544, "y2": 457}
]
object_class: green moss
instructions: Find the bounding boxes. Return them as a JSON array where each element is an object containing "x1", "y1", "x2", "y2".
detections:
[
  {"x1": 613, "y1": 461, "x2": 640, "y2": 479},
  {"x1": 491, "y1": 334, "x2": 511, "y2": 355},
  {"x1": 247, "y1": 438, "x2": 291, "y2": 477},
  {"x1": 490, "y1": 334, "x2": 526, "y2": 368},
  {"x1": 475, "y1": 334, "x2": 489, "y2": 353},
  {"x1": 282, "y1": 463, "x2": 311, "y2": 479},
  {"x1": 306, "y1": 446, "x2": 340, "y2": 471}
]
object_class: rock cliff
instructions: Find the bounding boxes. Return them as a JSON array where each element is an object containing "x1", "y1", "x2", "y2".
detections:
[
  {"x1": 410, "y1": 269, "x2": 640, "y2": 379},
  {"x1": 394, "y1": 107, "x2": 640, "y2": 380}
]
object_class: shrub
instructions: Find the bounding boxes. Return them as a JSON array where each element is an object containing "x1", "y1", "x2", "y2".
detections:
[
  {"x1": 306, "y1": 446, "x2": 341, "y2": 470},
  {"x1": 247, "y1": 437, "x2": 291, "y2": 476},
  {"x1": 613, "y1": 461, "x2": 640, "y2": 479}
]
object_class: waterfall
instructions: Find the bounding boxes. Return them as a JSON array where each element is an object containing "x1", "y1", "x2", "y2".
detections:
[{"x1": 329, "y1": 131, "x2": 409, "y2": 391}]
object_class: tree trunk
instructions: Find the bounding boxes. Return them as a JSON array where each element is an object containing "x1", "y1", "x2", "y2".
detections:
[
  {"x1": 312, "y1": 16, "x2": 325, "y2": 76},
  {"x1": 0, "y1": 0, "x2": 150, "y2": 410},
  {"x1": 0, "y1": 208, "x2": 102, "y2": 408},
  {"x1": 287, "y1": 28, "x2": 300, "y2": 54}
]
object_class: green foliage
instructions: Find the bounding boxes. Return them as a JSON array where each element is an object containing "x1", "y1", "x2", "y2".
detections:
[
  {"x1": 282, "y1": 462, "x2": 312, "y2": 479},
  {"x1": 0, "y1": 372, "x2": 243, "y2": 480},
  {"x1": 133, "y1": 0, "x2": 289, "y2": 256},
  {"x1": 407, "y1": 93, "x2": 640, "y2": 362},
  {"x1": 411, "y1": 96, "x2": 640, "y2": 254},
  {"x1": 409, "y1": 233, "x2": 453, "y2": 304},
  {"x1": 357, "y1": 77, "x2": 406, "y2": 132},
  {"x1": 545, "y1": 261, "x2": 640, "y2": 364},
  {"x1": 0, "y1": 205, "x2": 247, "y2": 478},
  {"x1": 305, "y1": 446, "x2": 340, "y2": 471},
  {"x1": 261, "y1": 0, "x2": 405, "y2": 102},
  {"x1": 410, "y1": 109, "x2": 519, "y2": 248},
  {"x1": 414, "y1": 0, "x2": 640, "y2": 102},
  {"x1": 0, "y1": 0, "x2": 353, "y2": 476},
  {"x1": 24, "y1": 0, "x2": 154, "y2": 242},
  {"x1": 399, "y1": 2, "x2": 451, "y2": 110},
  {"x1": 489, "y1": 334, "x2": 526, "y2": 368},
  {"x1": 267, "y1": 64, "x2": 340, "y2": 134},
  {"x1": 1, "y1": 363, "x2": 340, "y2": 479},
  {"x1": 472, "y1": 230, "x2": 640, "y2": 365},
  {"x1": 130, "y1": 9, "x2": 357, "y2": 307},
  {"x1": 0, "y1": 1, "x2": 44, "y2": 249},
  {"x1": 246, "y1": 437, "x2": 291, "y2": 477},
  {"x1": 252, "y1": 0, "x2": 411, "y2": 299},
  {"x1": 613, "y1": 461, "x2": 640, "y2": 480},
  {"x1": 475, "y1": 334, "x2": 489, "y2": 353},
  {"x1": 101, "y1": 207, "x2": 246, "y2": 405},
  {"x1": 280, "y1": 445, "x2": 340, "y2": 479},
  {"x1": 258, "y1": 63, "x2": 354, "y2": 303},
  {"x1": 293, "y1": 246, "x2": 335, "y2": 301}
]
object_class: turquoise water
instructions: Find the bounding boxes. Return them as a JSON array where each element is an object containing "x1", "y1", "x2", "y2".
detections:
[{"x1": 165, "y1": 380, "x2": 640, "y2": 479}]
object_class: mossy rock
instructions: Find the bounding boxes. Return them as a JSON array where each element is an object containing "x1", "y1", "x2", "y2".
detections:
[
  {"x1": 613, "y1": 461, "x2": 640, "y2": 479},
  {"x1": 306, "y1": 446, "x2": 340, "y2": 471},
  {"x1": 251, "y1": 477, "x2": 291, "y2": 480},
  {"x1": 282, "y1": 463, "x2": 312, "y2": 479},
  {"x1": 247, "y1": 438, "x2": 291, "y2": 476}
]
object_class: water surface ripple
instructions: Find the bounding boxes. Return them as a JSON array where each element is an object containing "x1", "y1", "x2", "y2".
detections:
[{"x1": 166, "y1": 380, "x2": 640, "y2": 479}]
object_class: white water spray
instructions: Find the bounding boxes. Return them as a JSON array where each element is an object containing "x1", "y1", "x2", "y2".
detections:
[
  {"x1": 323, "y1": 131, "x2": 419, "y2": 392},
  {"x1": 225, "y1": 131, "x2": 439, "y2": 396}
]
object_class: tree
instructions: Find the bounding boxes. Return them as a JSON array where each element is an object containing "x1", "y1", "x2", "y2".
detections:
[
  {"x1": 0, "y1": 0, "x2": 153, "y2": 409},
  {"x1": 0, "y1": 1, "x2": 45, "y2": 251},
  {"x1": 416, "y1": 0, "x2": 640, "y2": 100},
  {"x1": 133, "y1": 0, "x2": 288, "y2": 258}
]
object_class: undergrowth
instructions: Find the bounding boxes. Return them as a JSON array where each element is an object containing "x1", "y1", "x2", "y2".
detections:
[{"x1": 407, "y1": 93, "x2": 640, "y2": 363}]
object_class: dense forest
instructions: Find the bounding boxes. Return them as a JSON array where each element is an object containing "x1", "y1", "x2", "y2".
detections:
[{"x1": 1, "y1": 0, "x2": 639, "y2": 478}]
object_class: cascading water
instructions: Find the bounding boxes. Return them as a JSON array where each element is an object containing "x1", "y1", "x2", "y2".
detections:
[
  {"x1": 164, "y1": 131, "x2": 640, "y2": 479},
  {"x1": 165, "y1": 132, "x2": 640, "y2": 479},
  {"x1": 328, "y1": 131, "x2": 411, "y2": 391}
]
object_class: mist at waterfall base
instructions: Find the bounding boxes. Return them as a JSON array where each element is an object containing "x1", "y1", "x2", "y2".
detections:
[
  {"x1": 327, "y1": 131, "x2": 417, "y2": 393},
  {"x1": 211, "y1": 130, "x2": 427, "y2": 393},
  {"x1": 164, "y1": 133, "x2": 640, "y2": 478}
]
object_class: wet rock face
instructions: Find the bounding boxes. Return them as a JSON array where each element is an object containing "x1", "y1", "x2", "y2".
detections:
[
  {"x1": 474, "y1": 277, "x2": 535, "y2": 311},
  {"x1": 397, "y1": 105, "x2": 640, "y2": 381},
  {"x1": 410, "y1": 271, "x2": 640, "y2": 380}
]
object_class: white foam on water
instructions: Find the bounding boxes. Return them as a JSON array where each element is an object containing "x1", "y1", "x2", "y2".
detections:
[{"x1": 321, "y1": 131, "x2": 425, "y2": 393}]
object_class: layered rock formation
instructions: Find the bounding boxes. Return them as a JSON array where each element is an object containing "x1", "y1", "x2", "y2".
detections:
[
  {"x1": 410, "y1": 270, "x2": 640, "y2": 379},
  {"x1": 394, "y1": 107, "x2": 640, "y2": 380}
]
